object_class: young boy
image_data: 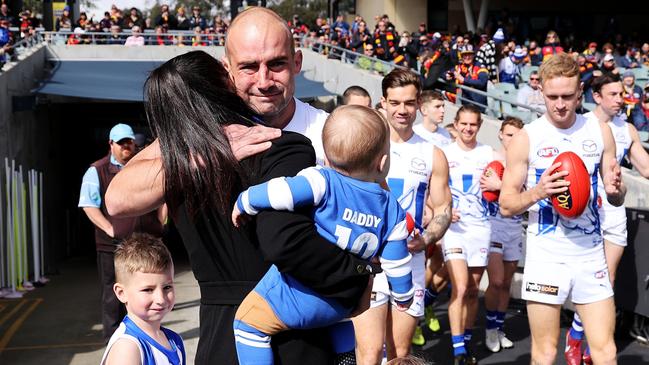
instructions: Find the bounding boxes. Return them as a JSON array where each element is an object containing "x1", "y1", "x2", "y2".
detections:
[
  {"x1": 101, "y1": 233, "x2": 185, "y2": 365},
  {"x1": 231, "y1": 105, "x2": 415, "y2": 364}
]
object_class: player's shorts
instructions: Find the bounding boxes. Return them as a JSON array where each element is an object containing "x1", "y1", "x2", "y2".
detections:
[
  {"x1": 599, "y1": 204, "x2": 627, "y2": 247},
  {"x1": 521, "y1": 255, "x2": 613, "y2": 305},
  {"x1": 442, "y1": 224, "x2": 490, "y2": 267},
  {"x1": 370, "y1": 251, "x2": 425, "y2": 318},
  {"x1": 489, "y1": 222, "x2": 523, "y2": 261}
]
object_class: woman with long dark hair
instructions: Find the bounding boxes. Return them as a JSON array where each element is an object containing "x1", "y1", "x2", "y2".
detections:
[{"x1": 138, "y1": 50, "x2": 372, "y2": 364}]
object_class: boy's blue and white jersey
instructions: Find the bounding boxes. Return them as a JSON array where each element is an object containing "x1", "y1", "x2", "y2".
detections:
[
  {"x1": 443, "y1": 142, "x2": 494, "y2": 230},
  {"x1": 101, "y1": 316, "x2": 186, "y2": 365},
  {"x1": 237, "y1": 166, "x2": 414, "y2": 302},
  {"x1": 524, "y1": 114, "x2": 604, "y2": 262}
]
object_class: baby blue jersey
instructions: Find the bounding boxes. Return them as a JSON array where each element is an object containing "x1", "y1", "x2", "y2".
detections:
[
  {"x1": 237, "y1": 166, "x2": 414, "y2": 302},
  {"x1": 101, "y1": 316, "x2": 185, "y2": 365}
]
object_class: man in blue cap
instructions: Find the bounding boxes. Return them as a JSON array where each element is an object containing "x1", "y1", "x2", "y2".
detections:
[{"x1": 78, "y1": 123, "x2": 165, "y2": 342}]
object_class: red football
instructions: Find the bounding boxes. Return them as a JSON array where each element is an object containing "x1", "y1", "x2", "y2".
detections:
[
  {"x1": 550, "y1": 151, "x2": 591, "y2": 218},
  {"x1": 482, "y1": 160, "x2": 505, "y2": 203},
  {"x1": 405, "y1": 212, "x2": 415, "y2": 235}
]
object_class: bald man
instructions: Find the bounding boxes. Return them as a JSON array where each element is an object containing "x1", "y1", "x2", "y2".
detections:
[{"x1": 106, "y1": 7, "x2": 371, "y2": 365}]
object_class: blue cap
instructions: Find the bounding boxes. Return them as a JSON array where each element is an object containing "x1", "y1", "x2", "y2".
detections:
[
  {"x1": 109, "y1": 123, "x2": 135, "y2": 142},
  {"x1": 64, "y1": 5, "x2": 70, "y2": 11}
]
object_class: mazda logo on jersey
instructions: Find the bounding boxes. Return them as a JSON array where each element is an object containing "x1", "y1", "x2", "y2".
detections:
[
  {"x1": 594, "y1": 270, "x2": 607, "y2": 279},
  {"x1": 582, "y1": 140, "x2": 597, "y2": 152},
  {"x1": 411, "y1": 157, "x2": 426, "y2": 171},
  {"x1": 448, "y1": 161, "x2": 459, "y2": 168},
  {"x1": 537, "y1": 147, "x2": 559, "y2": 158}
]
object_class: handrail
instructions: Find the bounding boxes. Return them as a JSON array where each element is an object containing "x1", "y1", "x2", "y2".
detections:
[{"x1": 42, "y1": 30, "x2": 225, "y2": 46}]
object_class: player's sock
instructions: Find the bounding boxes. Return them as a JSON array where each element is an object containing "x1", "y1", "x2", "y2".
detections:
[
  {"x1": 424, "y1": 288, "x2": 438, "y2": 307},
  {"x1": 233, "y1": 320, "x2": 273, "y2": 364},
  {"x1": 570, "y1": 313, "x2": 585, "y2": 340},
  {"x1": 486, "y1": 310, "x2": 499, "y2": 330},
  {"x1": 452, "y1": 334, "x2": 467, "y2": 356},
  {"x1": 496, "y1": 311, "x2": 506, "y2": 331},
  {"x1": 464, "y1": 328, "x2": 473, "y2": 344}
]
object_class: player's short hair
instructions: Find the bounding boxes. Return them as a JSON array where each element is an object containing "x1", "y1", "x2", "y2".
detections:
[
  {"x1": 385, "y1": 355, "x2": 427, "y2": 365},
  {"x1": 591, "y1": 73, "x2": 621, "y2": 94},
  {"x1": 114, "y1": 233, "x2": 173, "y2": 283},
  {"x1": 323, "y1": 105, "x2": 388, "y2": 174},
  {"x1": 381, "y1": 68, "x2": 422, "y2": 98},
  {"x1": 538, "y1": 52, "x2": 579, "y2": 85},
  {"x1": 453, "y1": 104, "x2": 483, "y2": 125},
  {"x1": 500, "y1": 116, "x2": 524, "y2": 131},
  {"x1": 420, "y1": 90, "x2": 444, "y2": 104},
  {"x1": 342, "y1": 85, "x2": 371, "y2": 105}
]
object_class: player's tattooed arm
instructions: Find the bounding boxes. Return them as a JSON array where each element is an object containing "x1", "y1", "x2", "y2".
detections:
[
  {"x1": 423, "y1": 147, "x2": 453, "y2": 246},
  {"x1": 423, "y1": 203, "x2": 452, "y2": 245}
]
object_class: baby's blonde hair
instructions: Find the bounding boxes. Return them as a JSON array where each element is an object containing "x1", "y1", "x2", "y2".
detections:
[{"x1": 323, "y1": 105, "x2": 388, "y2": 174}]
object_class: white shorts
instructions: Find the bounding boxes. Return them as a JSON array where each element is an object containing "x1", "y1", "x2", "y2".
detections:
[
  {"x1": 599, "y1": 205, "x2": 627, "y2": 247},
  {"x1": 442, "y1": 224, "x2": 490, "y2": 267},
  {"x1": 521, "y1": 256, "x2": 613, "y2": 305},
  {"x1": 489, "y1": 222, "x2": 523, "y2": 261},
  {"x1": 371, "y1": 251, "x2": 425, "y2": 318}
]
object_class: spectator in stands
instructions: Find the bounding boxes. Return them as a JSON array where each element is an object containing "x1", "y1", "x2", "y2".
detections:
[
  {"x1": 122, "y1": 7, "x2": 145, "y2": 30},
  {"x1": 210, "y1": 14, "x2": 227, "y2": 35},
  {"x1": 622, "y1": 70, "x2": 644, "y2": 121},
  {"x1": 189, "y1": 6, "x2": 207, "y2": 30},
  {"x1": 447, "y1": 46, "x2": 488, "y2": 112},
  {"x1": 476, "y1": 28, "x2": 505, "y2": 83},
  {"x1": 516, "y1": 70, "x2": 546, "y2": 114},
  {"x1": 151, "y1": 25, "x2": 172, "y2": 46},
  {"x1": 358, "y1": 43, "x2": 387, "y2": 75},
  {"x1": 380, "y1": 14, "x2": 396, "y2": 32},
  {"x1": 0, "y1": 3, "x2": 14, "y2": 26},
  {"x1": 75, "y1": 12, "x2": 90, "y2": 30},
  {"x1": 0, "y1": 18, "x2": 10, "y2": 67},
  {"x1": 373, "y1": 20, "x2": 399, "y2": 61},
  {"x1": 110, "y1": 4, "x2": 122, "y2": 25},
  {"x1": 499, "y1": 46, "x2": 526, "y2": 85},
  {"x1": 124, "y1": 25, "x2": 144, "y2": 47},
  {"x1": 600, "y1": 53, "x2": 619, "y2": 76},
  {"x1": 332, "y1": 14, "x2": 350, "y2": 36},
  {"x1": 396, "y1": 31, "x2": 419, "y2": 69},
  {"x1": 417, "y1": 34, "x2": 434, "y2": 60},
  {"x1": 341, "y1": 85, "x2": 372, "y2": 107},
  {"x1": 412, "y1": 22, "x2": 427, "y2": 40},
  {"x1": 105, "y1": 24, "x2": 122, "y2": 45},
  {"x1": 541, "y1": 30, "x2": 564, "y2": 62},
  {"x1": 191, "y1": 26, "x2": 206, "y2": 47},
  {"x1": 583, "y1": 42, "x2": 601, "y2": 64},
  {"x1": 527, "y1": 40, "x2": 542, "y2": 66},
  {"x1": 578, "y1": 53, "x2": 599, "y2": 103},
  {"x1": 640, "y1": 43, "x2": 649, "y2": 66},
  {"x1": 175, "y1": 6, "x2": 190, "y2": 30},
  {"x1": 349, "y1": 20, "x2": 371, "y2": 53},
  {"x1": 155, "y1": 4, "x2": 177, "y2": 30},
  {"x1": 634, "y1": 84, "x2": 649, "y2": 132},
  {"x1": 618, "y1": 47, "x2": 640, "y2": 69},
  {"x1": 421, "y1": 38, "x2": 455, "y2": 92},
  {"x1": 99, "y1": 12, "x2": 112, "y2": 31}
]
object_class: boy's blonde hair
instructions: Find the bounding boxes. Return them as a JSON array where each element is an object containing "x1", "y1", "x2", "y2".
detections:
[
  {"x1": 323, "y1": 105, "x2": 388, "y2": 174},
  {"x1": 114, "y1": 233, "x2": 173, "y2": 283}
]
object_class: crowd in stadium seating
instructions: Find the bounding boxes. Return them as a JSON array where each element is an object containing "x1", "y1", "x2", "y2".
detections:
[{"x1": 2, "y1": 2, "x2": 649, "y2": 129}]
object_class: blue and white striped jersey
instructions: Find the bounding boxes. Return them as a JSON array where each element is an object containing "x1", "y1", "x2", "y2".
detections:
[
  {"x1": 101, "y1": 316, "x2": 186, "y2": 365},
  {"x1": 236, "y1": 166, "x2": 414, "y2": 303}
]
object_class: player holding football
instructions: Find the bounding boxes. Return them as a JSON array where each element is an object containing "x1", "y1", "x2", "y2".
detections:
[
  {"x1": 565, "y1": 73, "x2": 649, "y2": 364},
  {"x1": 500, "y1": 53, "x2": 625, "y2": 365}
]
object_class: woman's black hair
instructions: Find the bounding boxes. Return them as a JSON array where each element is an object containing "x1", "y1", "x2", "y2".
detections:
[{"x1": 144, "y1": 50, "x2": 257, "y2": 217}]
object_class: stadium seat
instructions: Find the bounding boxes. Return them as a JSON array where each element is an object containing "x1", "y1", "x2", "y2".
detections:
[
  {"x1": 633, "y1": 67, "x2": 649, "y2": 81},
  {"x1": 495, "y1": 82, "x2": 517, "y2": 94},
  {"x1": 582, "y1": 102, "x2": 597, "y2": 111}
]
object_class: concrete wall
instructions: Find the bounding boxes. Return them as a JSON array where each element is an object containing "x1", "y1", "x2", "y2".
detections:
[
  {"x1": 46, "y1": 45, "x2": 224, "y2": 61},
  {"x1": 394, "y1": 0, "x2": 428, "y2": 33}
]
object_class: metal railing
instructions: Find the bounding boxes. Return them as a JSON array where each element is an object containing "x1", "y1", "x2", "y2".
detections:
[
  {"x1": 42, "y1": 30, "x2": 225, "y2": 46},
  {"x1": 1, "y1": 32, "x2": 44, "y2": 72}
]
